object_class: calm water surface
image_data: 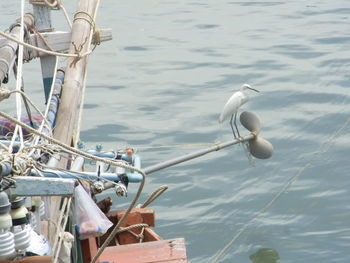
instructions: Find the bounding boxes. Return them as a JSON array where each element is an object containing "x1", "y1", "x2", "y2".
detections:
[{"x1": 2, "y1": 1, "x2": 350, "y2": 262}]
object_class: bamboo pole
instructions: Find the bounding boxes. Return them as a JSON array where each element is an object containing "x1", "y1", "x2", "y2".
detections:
[
  {"x1": 49, "y1": 0, "x2": 100, "y2": 252},
  {"x1": 53, "y1": 0, "x2": 99, "y2": 149},
  {"x1": 0, "y1": 14, "x2": 34, "y2": 84}
]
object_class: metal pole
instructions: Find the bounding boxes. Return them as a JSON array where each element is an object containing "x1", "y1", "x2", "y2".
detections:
[{"x1": 143, "y1": 134, "x2": 254, "y2": 174}]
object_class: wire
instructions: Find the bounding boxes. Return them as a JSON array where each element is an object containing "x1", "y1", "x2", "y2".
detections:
[
  {"x1": 9, "y1": 0, "x2": 26, "y2": 152},
  {"x1": 209, "y1": 114, "x2": 350, "y2": 263}
]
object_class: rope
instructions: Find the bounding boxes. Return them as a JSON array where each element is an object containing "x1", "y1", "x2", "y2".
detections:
[
  {"x1": 0, "y1": 30, "x2": 91, "y2": 59},
  {"x1": 58, "y1": 2, "x2": 72, "y2": 29},
  {"x1": 0, "y1": 110, "x2": 146, "y2": 263},
  {"x1": 7, "y1": 89, "x2": 51, "y2": 128},
  {"x1": 10, "y1": 0, "x2": 26, "y2": 153},
  {"x1": 30, "y1": 0, "x2": 72, "y2": 28},
  {"x1": 114, "y1": 223, "x2": 149, "y2": 243},
  {"x1": 114, "y1": 223, "x2": 149, "y2": 234},
  {"x1": 209, "y1": 114, "x2": 350, "y2": 263},
  {"x1": 73, "y1": 11, "x2": 96, "y2": 33},
  {"x1": 28, "y1": 58, "x2": 58, "y2": 156},
  {"x1": 51, "y1": 197, "x2": 68, "y2": 255},
  {"x1": 44, "y1": 0, "x2": 59, "y2": 8},
  {"x1": 0, "y1": 111, "x2": 140, "y2": 173},
  {"x1": 53, "y1": 197, "x2": 72, "y2": 263},
  {"x1": 0, "y1": 88, "x2": 11, "y2": 101},
  {"x1": 28, "y1": 25, "x2": 54, "y2": 51},
  {"x1": 141, "y1": 185, "x2": 168, "y2": 208},
  {"x1": 0, "y1": 142, "x2": 9, "y2": 151},
  {"x1": 30, "y1": 0, "x2": 59, "y2": 9}
]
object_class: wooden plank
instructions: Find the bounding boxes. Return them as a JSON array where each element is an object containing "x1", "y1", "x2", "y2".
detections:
[
  {"x1": 99, "y1": 238, "x2": 188, "y2": 263},
  {"x1": 81, "y1": 238, "x2": 99, "y2": 263},
  {"x1": 144, "y1": 228, "x2": 162, "y2": 242},
  {"x1": 116, "y1": 208, "x2": 156, "y2": 227},
  {"x1": 0, "y1": 256, "x2": 51, "y2": 263},
  {"x1": 9, "y1": 176, "x2": 75, "y2": 196},
  {"x1": 24, "y1": 29, "x2": 112, "y2": 59},
  {"x1": 33, "y1": 5, "x2": 55, "y2": 102}
]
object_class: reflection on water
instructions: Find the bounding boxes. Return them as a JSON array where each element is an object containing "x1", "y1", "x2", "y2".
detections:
[{"x1": 250, "y1": 248, "x2": 280, "y2": 263}]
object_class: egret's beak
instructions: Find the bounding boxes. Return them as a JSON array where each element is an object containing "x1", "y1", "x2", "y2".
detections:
[{"x1": 247, "y1": 87, "x2": 259, "y2": 93}]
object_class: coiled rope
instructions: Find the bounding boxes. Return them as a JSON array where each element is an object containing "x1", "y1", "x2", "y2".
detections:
[{"x1": 30, "y1": 0, "x2": 72, "y2": 28}]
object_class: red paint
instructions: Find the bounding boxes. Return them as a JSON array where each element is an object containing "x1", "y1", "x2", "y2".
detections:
[
  {"x1": 81, "y1": 208, "x2": 188, "y2": 263},
  {"x1": 99, "y1": 238, "x2": 188, "y2": 263}
]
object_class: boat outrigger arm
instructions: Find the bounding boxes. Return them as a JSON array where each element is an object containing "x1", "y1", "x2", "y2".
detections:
[
  {"x1": 0, "y1": 110, "x2": 273, "y2": 194},
  {"x1": 0, "y1": 130, "x2": 271, "y2": 196},
  {"x1": 0, "y1": 132, "x2": 271, "y2": 197},
  {"x1": 143, "y1": 134, "x2": 255, "y2": 174}
]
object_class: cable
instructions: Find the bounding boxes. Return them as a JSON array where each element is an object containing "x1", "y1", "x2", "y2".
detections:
[{"x1": 209, "y1": 114, "x2": 350, "y2": 263}]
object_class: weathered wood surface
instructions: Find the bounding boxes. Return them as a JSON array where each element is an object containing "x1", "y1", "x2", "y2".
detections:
[
  {"x1": 53, "y1": 0, "x2": 100, "y2": 148},
  {"x1": 33, "y1": 5, "x2": 56, "y2": 102},
  {"x1": 99, "y1": 239, "x2": 188, "y2": 263},
  {"x1": 25, "y1": 29, "x2": 112, "y2": 59}
]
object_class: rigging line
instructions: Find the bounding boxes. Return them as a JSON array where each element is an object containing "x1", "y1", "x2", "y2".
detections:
[
  {"x1": 0, "y1": 111, "x2": 147, "y2": 263},
  {"x1": 29, "y1": 56, "x2": 58, "y2": 156},
  {"x1": 141, "y1": 185, "x2": 168, "y2": 208},
  {"x1": 9, "y1": 0, "x2": 26, "y2": 152},
  {"x1": 58, "y1": 1, "x2": 72, "y2": 29},
  {"x1": 0, "y1": 111, "x2": 144, "y2": 172},
  {"x1": 209, "y1": 114, "x2": 350, "y2": 263},
  {"x1": 0, "y1": 30, "x2": 92, "y2": 59},
  {"x1": 7, "y1": 89, "x2": 51, "y2": 127},
  {"x1": 53, "y1": 197, "x2": 72, "y2": 263},
  {"x1": 13, "y1": 58, "x2": 34, "y2": 127},
  {"x1": 0, "y1": 141, "x2": 9, "y2": 151}
]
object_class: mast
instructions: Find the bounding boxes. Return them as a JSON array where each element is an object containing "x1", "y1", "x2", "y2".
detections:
[{"x1": 54, "y1": 0, "x2": 100, "y2": 150}]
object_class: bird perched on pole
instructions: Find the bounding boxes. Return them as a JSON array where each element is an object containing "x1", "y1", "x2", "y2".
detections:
[{"x1": 219, "y1": 84, "x2": 259, "y2": 138}]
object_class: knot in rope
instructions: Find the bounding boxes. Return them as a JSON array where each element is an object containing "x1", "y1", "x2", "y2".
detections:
[
  {"x1": 73, "y1": 11, "x2": 101, "y2": 51},
  {"x1": 92, "y1": 28, "x2": 101, "y2": 47},
  {"x1": 30, "y1": 0, "x2": 61, "y2": 9},
  {"x1": 69, "y1": 39, "x2": 87, "y2": 68},
  {"x1": 0, "y1": 87, "x2": 11, "y2": 102}
]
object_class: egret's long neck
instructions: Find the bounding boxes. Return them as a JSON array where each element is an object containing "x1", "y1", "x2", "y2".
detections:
[{"x1": 241, "y1": 92, "x2": 249, "y2": 104}]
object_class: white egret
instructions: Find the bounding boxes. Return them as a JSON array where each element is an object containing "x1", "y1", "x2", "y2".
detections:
[{"x1": 219, "y1": 84, "x2": 259, "y2": 138}]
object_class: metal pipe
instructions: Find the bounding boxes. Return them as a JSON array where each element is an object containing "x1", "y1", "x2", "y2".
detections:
[
  {"x1": 143, "y1": 134, "x2": 254, "y2": 174},
  {"x1": 37, "y1": 169, "x2": 142, "y2": 183}
]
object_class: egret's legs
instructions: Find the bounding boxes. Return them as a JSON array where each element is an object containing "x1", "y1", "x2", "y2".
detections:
[
  {"x1": 229, "y1": 115, "x2": 237, "y2": 138},
  {"x1": 234, "y1": 112, "x2": 241, "y2": 138}
]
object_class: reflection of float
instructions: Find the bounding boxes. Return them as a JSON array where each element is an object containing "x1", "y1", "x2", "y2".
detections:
[{"x1": 250, "y1": 248, "x2": 280, "y2": 263}]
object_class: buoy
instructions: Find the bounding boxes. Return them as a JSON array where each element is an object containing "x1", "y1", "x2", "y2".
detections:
[
  {"x1": 249, "y1": 136, "x2": 273, "y2": 159},
  {"x1": 240, "y1": 111, "x2": 261, "y2": 134}
]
